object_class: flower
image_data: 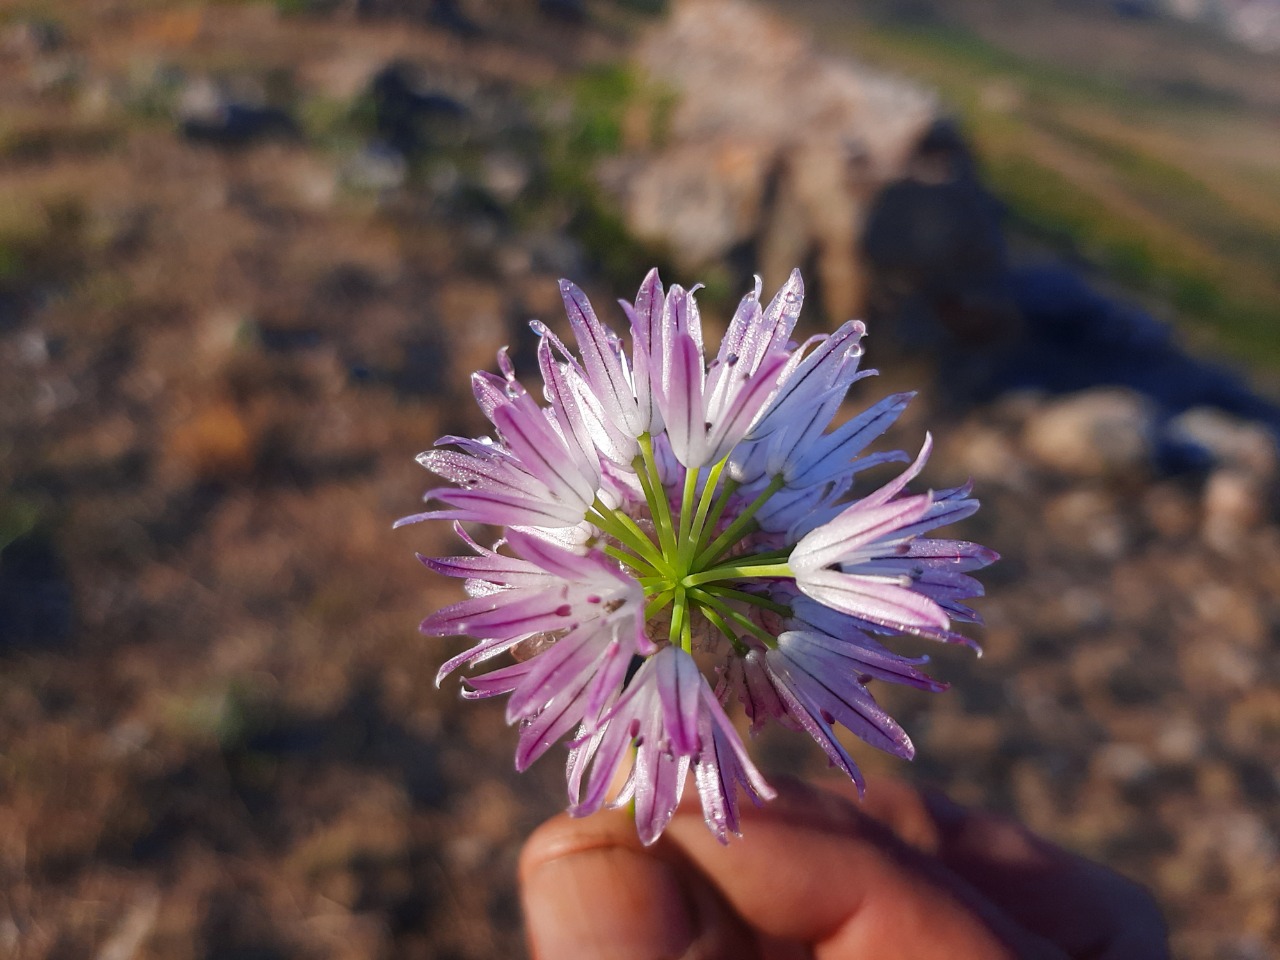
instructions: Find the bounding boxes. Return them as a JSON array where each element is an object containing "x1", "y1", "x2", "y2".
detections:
[{"x1": 401, "y1": 269, "x2": 995, "y2": 844}]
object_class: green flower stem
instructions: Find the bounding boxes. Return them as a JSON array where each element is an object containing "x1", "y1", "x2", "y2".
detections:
[
  {"x1": 713, "y1": 547, "x2": 792, "y2": 566},
  {"x1": 630, "y1": 455, "x2": 668, "y2": 550},
  {"x1": 644, "y1": 588, "x2": 674, "y2": 621},
  {"x1": 697, "y1": 602, "x2": 750, "y2": 656},
  {"x1": 701, "y1": 585, "x2": 791, "y2": 616},
  {"x1": 694, "y1": 475, "x2": 785, "y2": 568},
  {"x1": 688, "y1": 587, "x2": 775, "y2": 646},
  {"x1": 602, "y1": 543, "x2": 653, "y2": 575},
  {"x1": 685, "y1": 561, "x2": 793, "y2": 587},
  {"x1": 589, "y1": 503, "x2": 669, "y2": 575},
  {"x1": 679, "y1": 457, "x2": 727, "y2": 570},
  {"x1": 676, "y1": 464, "x2": 700, "y2": 556},
  {"x1": 694, "y1": 475, "x2": 740, "y2": 557},
  {"x1": 668, "y1": 587, "x2": 688, "y2": 649},
  {"x1": 636, "y1": 435, "x2": 678, "y2": 558}
]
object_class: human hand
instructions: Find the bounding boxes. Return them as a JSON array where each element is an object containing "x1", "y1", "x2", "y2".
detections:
[{"x1": 519, "y1": 777, "x2": 1169, "y2": 960}]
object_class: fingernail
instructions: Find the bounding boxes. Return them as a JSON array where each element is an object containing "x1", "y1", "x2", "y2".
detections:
[{"x1": 523, "y1": 846, "x2": 695, "y2": 960}]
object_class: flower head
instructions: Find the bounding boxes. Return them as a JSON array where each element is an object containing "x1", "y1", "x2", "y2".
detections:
[{"x1": 401, "y1": 269, "x2": 995, "y2": 844}]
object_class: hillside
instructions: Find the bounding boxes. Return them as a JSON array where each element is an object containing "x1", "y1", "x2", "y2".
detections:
[{"x1": 780, "y1": 0, "x2": 1280, "y2": 374}]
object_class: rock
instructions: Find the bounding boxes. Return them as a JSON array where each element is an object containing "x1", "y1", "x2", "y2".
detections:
[
  {"x1": 1095, "y1": 742, "x2": 1154, "y2": 784},
  {"x1": 1202, "y1": 468, "x2": 1270, "y2": 553},
  {"x1": 368, "y1": 62, "x2": 468, "y2": 157},
  {"x1": 1167, "y1": 408, "x2": 1278, "y2": 479},
  {"x1": 166, "y1": 401, "x2": 256, "y2": 480},
  {"x1": 341, "y1": 142, "x2": 408, "y2": 192},
  {"x1": 604, "y1": 0, "x2": 937, "y2": 321},
  {"x1": 1043, "y1": 489, "x2": 1131, "y2": 559},
  {"x1": 1, "y1": 19, "x2": 65, "y2": 60},
  {"x1": 480, "y1": 151, "x2": 531, "y2": 205},
  {"x1": 861, "y1": 120, "x2": 1019, "y2": 349},
  {"x1": 600, "y1": 141, "x2": 773, "y2": 267},
  {"x1": 1021, "y1": 388, "x2": 1155, "y2": 478},
  {"x1": 1139, "y1": 481, "x2": 1198, "y2": 539},
  {"x1": 178, "y1": 77, "x2": 298, "y2": 147},
  {"x1": 942, "y1": 419, "x2": 1030, "y2": 490},
  {"x1": 1178, "y1": 631, "x2": 1260, "y2": 697}
]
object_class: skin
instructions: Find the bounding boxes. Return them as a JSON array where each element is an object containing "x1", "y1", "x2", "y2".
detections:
[{"x1": 519, "y1": 778, "x2": 1170, "y2": 960}]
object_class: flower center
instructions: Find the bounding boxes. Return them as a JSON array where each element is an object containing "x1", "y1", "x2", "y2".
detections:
[{"x1": 586, "y1": 433, "x2": 793, "y2": 655}]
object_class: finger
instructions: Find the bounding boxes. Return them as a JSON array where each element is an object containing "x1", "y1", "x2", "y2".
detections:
[
  {"x1": 817, "y1": 775, "x2": 945, "y2": 855},
  {"x1": 520, "y1": 806, "x2": 772, "y2": 960},
  {"x1": 663, "y1": 777, "x2": 1067, "y2": 960},
  {"x1": 924, "y1": 791, "x2": 1170, "y2": 960}
]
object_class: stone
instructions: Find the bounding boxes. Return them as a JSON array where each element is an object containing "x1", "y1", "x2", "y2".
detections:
[
  {"x1": 1167, "y1": 407, "x2": 1278, "y2": 479},
  {"x1": 1021, "y1": 388, "x2": 1155, "y2": 478},
  {"x1": 177, "y1": 77, "x2": 298, "y2": 148},
  {"x1": 1043, "y1": 489, "x2": 1130, "y2": 558},
  {"x1": 600, "y1": 141, "x2": 773, "y2": 267},
  {"x1": 341, "y1": 142, "x2": 408, "y2": 192},
  {"x1": 368, "y1": 62, "x2": 468, "y2": 157},
  {"x1": 604, "y1": 0, "x2": 937, "y2": 321},
  {"x1": 1141, "y1": 482, "x2": 1199, "y2": 540},
  {"x1": 1202, "y1": 468, "x2": 1270, "y2": 553}
]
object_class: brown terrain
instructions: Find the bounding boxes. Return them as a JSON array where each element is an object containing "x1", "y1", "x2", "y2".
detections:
[{"x1": 1, "y1": 2, "x2": 1278, "y2": 959}]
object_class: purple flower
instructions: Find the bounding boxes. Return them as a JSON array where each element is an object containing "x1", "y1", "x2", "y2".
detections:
[{"x1": 403, "y1": 270, "x2": 995, "y2": 844}]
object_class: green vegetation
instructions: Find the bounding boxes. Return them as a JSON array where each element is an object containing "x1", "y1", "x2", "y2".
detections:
[
  {"x1": 817, "y1": 16, "x2": 1280, "y2": 369},
  {"x1": 534, "y1": 64, "x2": 679, "y2": 294},
  {"x1": 0, "y1": 496, "x2": 38, "y2": 555}
]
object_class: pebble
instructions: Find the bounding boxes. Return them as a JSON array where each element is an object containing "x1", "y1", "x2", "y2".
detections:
[
  {"x1": 1202, "y1": 468, "x2": 1269, "y2": 553},
  {"x1": 1044, "y1": 489, "x2": 1130, "y2": 559},
  {"x1": 1021, "y1": 388, "x2": 1155, "y2": 478},
  {"x1": 1168, "y1": 407, "x2": 1277, "y2": 479}
]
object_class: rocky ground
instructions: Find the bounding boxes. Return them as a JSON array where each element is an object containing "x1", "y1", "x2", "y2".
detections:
[{"x1": 0, "y1": 1, "x2": 1277, "y2": 958}]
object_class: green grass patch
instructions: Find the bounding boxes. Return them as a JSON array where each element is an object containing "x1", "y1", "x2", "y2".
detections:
[
  {"x1": 528, "y1": 64, "x2": 679, "y2": 293},
  {"x1": 812, "y1": 15, "x2": 1280, "y2": 368},
  {"x1": 0, "y1": 494, "x2": 39, "y2": 556},
  {"x1": 989, "y1": 151, "x2": 1280, "y2": 361}
]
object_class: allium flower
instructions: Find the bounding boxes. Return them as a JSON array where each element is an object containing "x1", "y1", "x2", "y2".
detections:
[{"x1": 400, "y1": 269, "x2": 995, "y2": 844}]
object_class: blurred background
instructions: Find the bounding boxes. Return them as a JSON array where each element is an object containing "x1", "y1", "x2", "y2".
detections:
[{"x1": 1, "y1": 0, "x2": 1279, "y2": 957}]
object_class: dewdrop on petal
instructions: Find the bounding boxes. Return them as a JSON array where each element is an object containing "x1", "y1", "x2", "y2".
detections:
[{"x1": 399, "y1": 269, "x2": 995, "y2": 844}]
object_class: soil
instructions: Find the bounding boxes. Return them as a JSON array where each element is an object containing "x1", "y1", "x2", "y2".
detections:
[{"x1": 1, "y1": 3, "x2": 1277, "y2": 959}]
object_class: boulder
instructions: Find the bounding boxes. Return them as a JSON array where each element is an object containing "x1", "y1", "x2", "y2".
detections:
[
  {"x1": 1021, "y1": 388, "x2": 1156, "y2": 478},
  {"x1": 603, "y1": 0, "x2": 937, "y2": 322}
]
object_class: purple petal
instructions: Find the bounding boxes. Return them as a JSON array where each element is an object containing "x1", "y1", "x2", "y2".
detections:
[
  {"x1": 656, "y1": 646, "x2": 703, "y2": 755},
  {"x1": 794, "y1": 568, "x2": 951, "y2": 632},
  {"x1": 704, "y1": 351, "x2": 789, "y2": 465},
  {"x1": 461, "y1": 658, "x2": 537, "y2": 699},
  {"x1": 561, "y1": 280, "x2": 644, "y2": 437},
  {"x1": 792, "y1": 494, "x2": 934, "y2": 573},
  {"x1": 493, "y1": 395, "x2": 596, "y2": 510},
  {"x1": 765, "y1": 655, "x2": 864, "y2": 791},
  {"x1": 660, "y1": 331, "x2": 707, "y2": 467}
]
